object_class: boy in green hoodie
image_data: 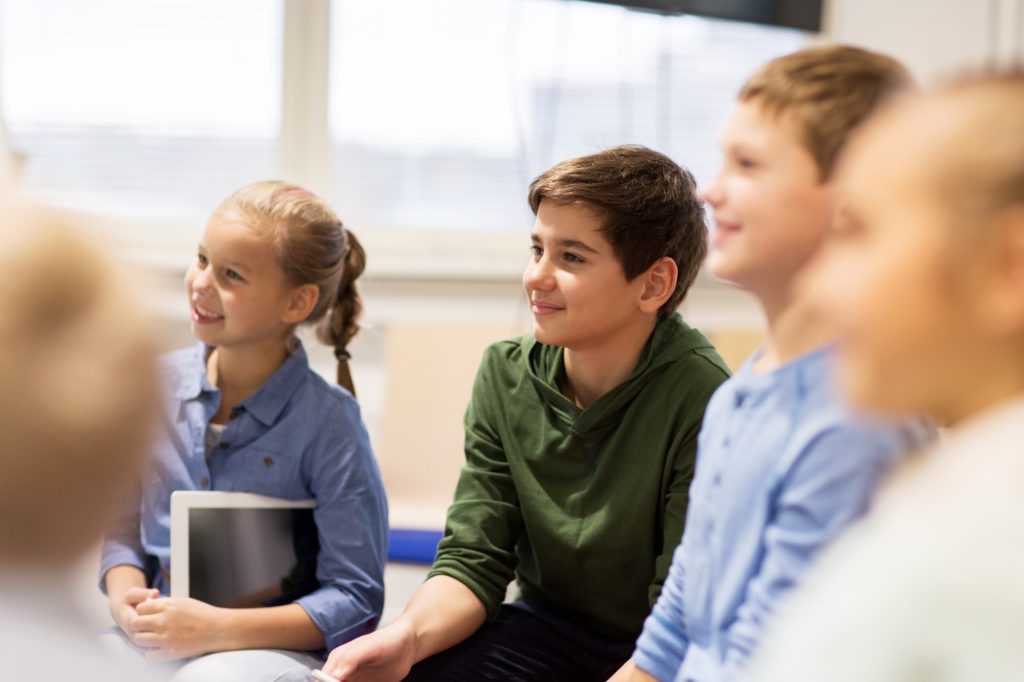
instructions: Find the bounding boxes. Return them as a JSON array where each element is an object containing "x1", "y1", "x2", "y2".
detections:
[{"x1": 320, "y1": 145, "x2": 730, "y2": 682}]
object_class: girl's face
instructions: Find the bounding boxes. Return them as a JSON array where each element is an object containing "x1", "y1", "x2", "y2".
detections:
[
  {"x1": 184, "y1": 212, "x2": 304, "y2": 350},
  {"x1": 803, "y1": 105, "x2": 991, "y2": 422}
]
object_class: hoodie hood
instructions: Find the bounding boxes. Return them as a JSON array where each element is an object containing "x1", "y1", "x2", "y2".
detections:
[{"x1": 522, "y1": 313, "x2": 719, "y2": 435}]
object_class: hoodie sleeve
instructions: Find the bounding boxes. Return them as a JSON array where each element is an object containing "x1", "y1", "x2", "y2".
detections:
[
  {"x1": 427, "y1": 345, "x2": 523, "y2": 620},
  {"x1": 649, "y1": 350, "x2": 729, "y2": 604}
]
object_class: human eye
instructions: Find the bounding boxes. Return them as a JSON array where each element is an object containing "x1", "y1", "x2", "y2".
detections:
[
  {"x1": 562, "y1": 252, "x2": 585, "y2": 265},
  {"x1": 736, "y1": 156, "x2": 758, "y2": 170},
  {"x1": 197, "y1": 252, "x2": 208, "y2": 266},
  {"x1": 530, "y1": 245, "x2": 543, "y2": 257},
  {"x1": 225, "y1": 268, "x2": 245, "y2": 282}
]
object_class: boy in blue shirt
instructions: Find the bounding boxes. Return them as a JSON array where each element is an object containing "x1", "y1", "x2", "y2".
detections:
[{"x1": 612, "y1": 45, "x2": 934, "y2": 682}]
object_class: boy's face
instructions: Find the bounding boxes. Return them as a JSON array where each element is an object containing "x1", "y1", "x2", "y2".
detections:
[
  {"x1": 524, "y1": 201, "x2": 650, "y2": 350},
  {"x1": 703, "y1": 100, "x2": 833, "y2": 296},
  {"x1": 802, "y1": 104, "x2": 979, "y2": 420}
]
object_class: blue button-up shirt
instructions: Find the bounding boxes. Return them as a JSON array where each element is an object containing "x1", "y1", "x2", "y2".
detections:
[
  {"x1": 633, "y1": 346, "x2": 933, "y2": 682},
  {"x1": 100, "y1": 340, "x2": 388, "y2": 650}
]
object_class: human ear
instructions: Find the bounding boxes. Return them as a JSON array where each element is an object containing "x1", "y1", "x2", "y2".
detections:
[
  {"x1": 281, "y1": 283, "x2": 320, "y2": 325},
  {"x1": 971, "y1": 206, "x2": 1024, "y2": 334},
  {"x1": 638, "y1": 257, "x2": 679, "y2": 314}
]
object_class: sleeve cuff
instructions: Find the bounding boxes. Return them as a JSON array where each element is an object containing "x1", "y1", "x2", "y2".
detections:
[
  {"x1": 296, "y1": 585, "x2": 382, "y2": 651},
  {"x1": 98, "y1": 546, "x2": 148, "y2": 594}
]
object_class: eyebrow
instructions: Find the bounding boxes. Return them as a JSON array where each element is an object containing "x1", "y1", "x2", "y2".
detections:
[{"x1": 530, "y1": 233, "x2": 600, "y2": 254}]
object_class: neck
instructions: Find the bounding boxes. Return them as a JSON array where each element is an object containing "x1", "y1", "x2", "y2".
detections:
[
  {"x1": 753, "y1": 283, "x2": 833, "y2": 374},
  {"x1": 941, "y1": 353, "x2": 1024, "y2": 426},
  {"x1": 207, "y1": 336, "x2": 291, "y2": 413},
  {"x1": 563, "y1": 315, "x2": 659, "y2": 409}
]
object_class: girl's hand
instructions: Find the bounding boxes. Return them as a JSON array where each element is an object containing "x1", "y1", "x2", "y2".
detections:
[
  {"x1": 320, "y1": 619, "x2": 417, "y2": 682},
  {"x1": 130, "y1": 596, "x2": 232, "y2": 662},
  {"x1": 110, "y1": 587, "x2": 158, "y2": 637}
]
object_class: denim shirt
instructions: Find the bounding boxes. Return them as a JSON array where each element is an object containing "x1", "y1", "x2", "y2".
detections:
[
  {"x1": 632, "y1": 346, "x2": 933, "y2": 682},
  {"x1": 100, "y1": 340, "x2": 388, "y2": 650}
]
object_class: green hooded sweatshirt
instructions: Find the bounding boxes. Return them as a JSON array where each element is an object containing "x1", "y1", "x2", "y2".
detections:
[{"x1": 428, "y1": 313, "x2": 730, "y2": 640}]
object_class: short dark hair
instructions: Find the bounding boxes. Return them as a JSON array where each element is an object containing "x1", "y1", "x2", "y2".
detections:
[{"x1": 527, "y1": 145, "x2": 707, "y2": 317}]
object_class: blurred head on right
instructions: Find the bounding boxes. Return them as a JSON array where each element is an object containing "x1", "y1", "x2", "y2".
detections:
[{"x1": 804, "y1": 73, "x2": 1024, "y2": 425}]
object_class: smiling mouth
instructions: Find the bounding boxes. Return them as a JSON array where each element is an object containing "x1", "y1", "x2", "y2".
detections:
[
  {"x1": 531, "y1": 300, "x2": 564, "y2": 315},
  {"x1": 192, "y1": 302, "x2": 224, "y2": 322}
]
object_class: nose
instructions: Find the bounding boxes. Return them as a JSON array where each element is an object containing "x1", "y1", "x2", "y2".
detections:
[
  {"x1": 523, "y1": 252, "x2": 556, "y2": 293},
  {"x1": 188, "y1": 263, "x2": 214, "y2": 297},
  {"x1": 700, "y1": 172, "x2": 724, "y2": 209}
]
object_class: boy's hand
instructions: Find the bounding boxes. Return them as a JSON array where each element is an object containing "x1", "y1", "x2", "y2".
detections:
[
  {"x1": 109, "y1": 586, "x2": 158, "y2": 637},
  {"x1": 130, "y1": 596, "x2": 229, "y2": 662},
  {"x1": 320, "y1": 620, "x2": 417, "y2": 682}
]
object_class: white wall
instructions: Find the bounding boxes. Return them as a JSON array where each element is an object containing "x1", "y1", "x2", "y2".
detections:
[{"x1": 824, "y1": 0, "x2": 1024, "y2": 82}]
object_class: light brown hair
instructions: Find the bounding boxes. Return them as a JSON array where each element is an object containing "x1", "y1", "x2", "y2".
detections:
[
  {"x1": 216, "y1": 181, "x2": 365, "y2": 395},
  {"x1": 0, "y1": 205, "x2": 159, "y2": 564},
  {"x1": 528, "y1": 145, "x2": 707, "y2": 317},
  {"x1": 740, "y1": 44, "x2": 913, "y2": 179}
]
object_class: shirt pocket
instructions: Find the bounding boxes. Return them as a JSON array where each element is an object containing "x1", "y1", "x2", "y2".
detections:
[{"x1": 218, "y1": 447, "x2": 306, "y2": 499}]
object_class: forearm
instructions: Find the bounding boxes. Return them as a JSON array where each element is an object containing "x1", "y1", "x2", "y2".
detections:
[
  {"x1": 221, "y1": 603, "x2": 325, "y2": 652},
  {"x1": 608, "y1": 659, "x2": 659, "y2": 682},
  {"x1": 398, "y1": 575, "x2": 487, "y2": 663},
  {"x1": 105, "y1": 564, "x2": 148, "y2": 602}
]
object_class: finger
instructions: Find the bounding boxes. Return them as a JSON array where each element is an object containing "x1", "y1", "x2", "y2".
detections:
[
  {"x1": 132, "y1": 632, "x2": 163, "y2": 649},
  {"x1": 130, "y1": 614, "x2": 162, "y2": 633},
  {"x1": 123, "y1": 587, "x2": 154, "y2": 606},
  {"x1": 135, "y1": 597, "x2": 169, "y2": 615}
]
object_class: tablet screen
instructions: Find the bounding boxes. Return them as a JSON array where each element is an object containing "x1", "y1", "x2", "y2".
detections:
[{"x1": 187, "y1": 507, "x2": 319, "y2": 607}]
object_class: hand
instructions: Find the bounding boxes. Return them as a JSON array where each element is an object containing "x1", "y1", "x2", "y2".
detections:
[
  {"x1": 110, "y1": 586, "x2": 158, "y2": 637},
  {"x1": 320, "y1": 619, "x2": 417, "y2": 682},
  {"x1": 130, "y1": 596, "x2": 231, "y2": 662}
]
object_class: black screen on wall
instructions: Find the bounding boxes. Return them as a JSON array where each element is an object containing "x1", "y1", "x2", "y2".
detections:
[{"x1": 582, "y1": 0, "x2": 823, "y2": 32}]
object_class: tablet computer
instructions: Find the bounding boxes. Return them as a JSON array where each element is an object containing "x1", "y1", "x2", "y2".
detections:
[{"x1": 169, "y1": 491, "x2": 317, "y2": 607}]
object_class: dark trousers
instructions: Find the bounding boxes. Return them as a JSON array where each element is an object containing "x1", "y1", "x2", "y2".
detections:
[{"x1": 403, "y1": 600, "x2": 635, "y2": 681}]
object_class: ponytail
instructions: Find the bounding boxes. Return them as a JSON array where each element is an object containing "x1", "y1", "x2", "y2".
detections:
[
  {"x1": 219, "y1": 181, "x2": 366, "y2": 396},
  {"x1": 318, "y1": 229, "x2": 365, "y2": 396}
]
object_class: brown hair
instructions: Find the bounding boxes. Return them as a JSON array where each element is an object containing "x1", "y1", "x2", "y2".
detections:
[
  {"x1": 739, "y1": 44, "x2": 914, "y2": 179},
  {"x1": 528, "y1": 145, "x2": 706, "y2": 317},
  {"x1": 216, "y1": 181, "x2": 365, "y2": 395},
  {"x1": 0, "y1": 205, "x2": 159, "y2": 564}
]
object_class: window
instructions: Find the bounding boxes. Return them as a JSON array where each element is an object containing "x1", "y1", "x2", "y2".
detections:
[
  {"x1": 0, "y1": 0, "x2": 805, "y2": 242},
  {"x1": 0, "y1": 0, "x2": 282, "y2": 229},
  {"x1": 329, "y1": 0, "x2": 806, "y2": 233}
]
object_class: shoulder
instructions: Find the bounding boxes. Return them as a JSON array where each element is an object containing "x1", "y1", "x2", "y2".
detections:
[
  {"x1": 660, "y1": 316, "x2": 731, "y2": 376},
  {"x1": 293, "y1": 366, "x2": 362, "y2": 425},
  {"x1": 650, "y1": 320, "x2": 731, "y2": 404},
  {"x1": 475, "y1": 334, "x2": 533, "y2": 384},
  {"x1": 158, "y1": 344, "x2": 202, "y2": 379},
  {"x1": 155, "y1": 344, "x2": 205, "y2": 404}
]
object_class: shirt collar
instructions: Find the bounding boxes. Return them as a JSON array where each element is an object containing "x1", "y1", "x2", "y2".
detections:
[
  {"x1": 732, "y1": 342, "x2": 834, "y2": 401},
  {"x1": 171, "y1": 338, "x2": 310, "y2": 427}
]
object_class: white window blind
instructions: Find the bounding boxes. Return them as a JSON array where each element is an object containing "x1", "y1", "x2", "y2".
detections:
[
  {"x1": 0, "y1": 0, "x2": 282, "y2": 228},
  {"x1": 328, "y1": 0, "x2": 806, "y2": 233}
]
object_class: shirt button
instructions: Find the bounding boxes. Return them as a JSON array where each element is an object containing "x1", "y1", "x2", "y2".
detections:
[
  {"x1": 200, "y1": 476, "x2": 210, "y2": 487},
  {"x1": 263, "y1": 456, "x2": 273, "y2": 467},
  {"x1": 219, "y1": 442, "x2": 229, "y2": 450}
]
